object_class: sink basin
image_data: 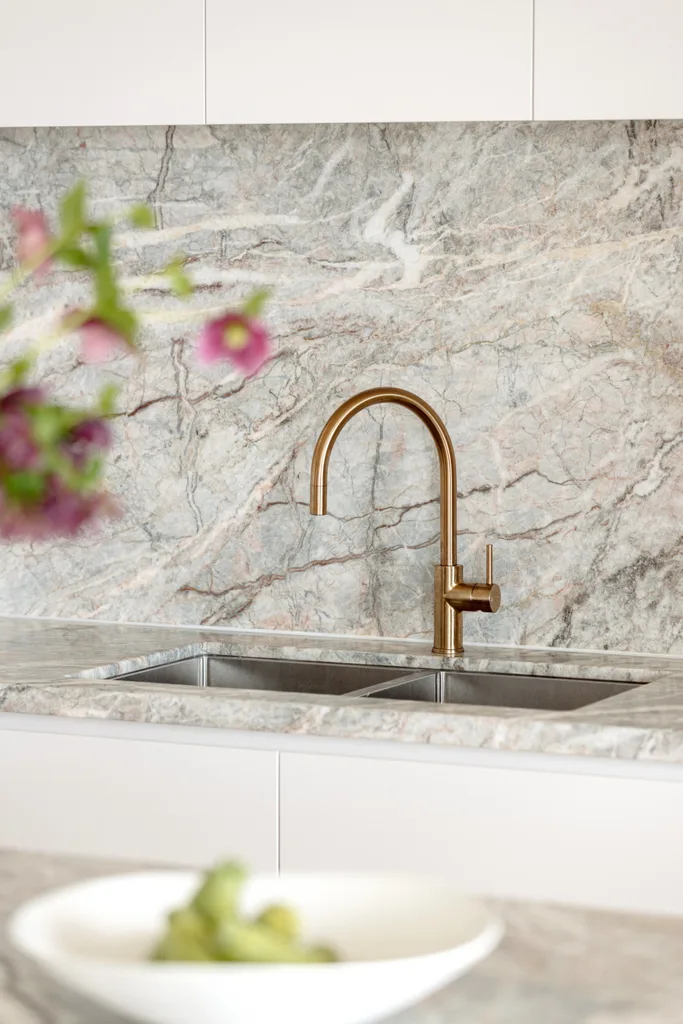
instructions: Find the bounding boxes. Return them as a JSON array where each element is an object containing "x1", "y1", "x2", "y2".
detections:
[
  {"x1": 115, "y1": 655, "x2": 643, "y2": 711},
  {"x1": 116, "y1": 655, "x2": 415, "y2": 696},
  {"x1": 356, "y1": 671, "x2": 641, "y2": 712}
]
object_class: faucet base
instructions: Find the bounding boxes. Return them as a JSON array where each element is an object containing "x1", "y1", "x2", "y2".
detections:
[{"x1": 433, "y1": 564, "x2": 464, "y2": 655}]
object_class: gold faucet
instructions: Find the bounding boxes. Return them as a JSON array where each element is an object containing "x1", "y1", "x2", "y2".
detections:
[{"x1": 309, "y1": 387, "x2": 501, "y2": 655}]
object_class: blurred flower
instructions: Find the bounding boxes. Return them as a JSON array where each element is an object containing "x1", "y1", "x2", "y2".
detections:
[
  {"x1": 197, "y1": 313, "x2": 270, "y2": 375},
  {"x1": 79, "y1": 318, "x2": 129, "y2": 363},
  {"x1": 64, "y1": 417, "x2": 112, "y2": 469},
  {"x1": 0, "y1": 386, "x2": 46, "y2": 412},
  {"x1": 12, "y1": 208, "x2": 53, "y2": 276},
  {"x1": 0, "y1": 388, "x2": 45, "y2": 471},
  {"x1": 42, "y1": 477, "x2": 118, "y2": 537},
  {"x1": 70, "y1": 418, "x2": 111, "y2": 449},
  {"x1": 0, "y1": 482, "x2": 118, "y2": 541},
  {"x1": 0, "y1": 381, "x2": 117, "y2": 541},
  {"x1": 0, "y1": 410, "x2": 40, "y2": 470}
]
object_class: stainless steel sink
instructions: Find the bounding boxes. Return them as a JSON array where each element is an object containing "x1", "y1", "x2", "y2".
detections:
[
  {"x1": 116, "y1": 655, "x2": 416, "y2": 696},
  {"x1": 354, "y1": 670, "x2": 640, "y2": 712},
  {"x1": 115, "y1": 654, "x2": 643, "y2": 711}
]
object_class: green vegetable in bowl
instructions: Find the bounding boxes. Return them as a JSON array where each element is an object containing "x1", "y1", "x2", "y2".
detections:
[
  {"x1": 255, "y1": 903, "x2": 299, "y2": 941},
  {"x1": 152, "y1": 862, "x2": 338, "y2": 964},
  {"x1": 153, "y1": 908, "x2": 213, "y2": 962},
  {"x1": 191, "y1": 861, "x2": 247, "y2": 924}
]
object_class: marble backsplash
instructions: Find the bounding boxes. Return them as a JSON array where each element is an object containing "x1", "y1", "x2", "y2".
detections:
[{"x1": 0, "y1": 120, "x2": 681, "y2": 654}]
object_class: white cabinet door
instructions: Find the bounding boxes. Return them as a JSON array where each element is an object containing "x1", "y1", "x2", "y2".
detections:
[
  {"x1": 207, "y1": 0, "x2": 532, "y2": 124},
  {"x1": 0, "y1": 728, "x2": 277, "y2": 869},
  {"x1": 535, "y1": 0, "x2": 683, "y2": 120},
  {"x1": 280, "y1": 752, "x2": 683, "y2": 914},
  {"x1": 0, "y1": 0, "x2": 204, "y2": 127}
]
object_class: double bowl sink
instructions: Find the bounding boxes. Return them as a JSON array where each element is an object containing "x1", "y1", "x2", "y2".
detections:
[{"x1": 117, "y1": 654, "x2": 640, "y2": 712}]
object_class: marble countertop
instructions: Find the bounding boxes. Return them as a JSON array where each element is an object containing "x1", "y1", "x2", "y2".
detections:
[
  {"x1": 3, "y1": 616, "x2": 683, "y2": 764},
  {"x1": 2, "y1": 848, "x2": 683, "y2": 1024}
]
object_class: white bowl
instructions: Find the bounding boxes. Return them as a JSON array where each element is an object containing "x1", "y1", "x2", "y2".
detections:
[{"x1": 9, "y1": 871, "x2": 503, "y2": 1024}]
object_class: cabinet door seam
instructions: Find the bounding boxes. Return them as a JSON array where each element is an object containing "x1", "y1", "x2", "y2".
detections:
[
  {"x1": 275, "y1": 750, "x2": 281, "y2": 874},
  {"x1": 531, "y1": 0, "x2": 536, "y2": 119}
]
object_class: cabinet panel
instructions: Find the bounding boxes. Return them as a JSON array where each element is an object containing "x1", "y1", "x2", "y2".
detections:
[
  {"x1": 281, "y1": 752, "x2": 683, "y2": 914},
  {"x1": 207, "y1": 0, "x2": 532, "y2": 124},
  {"x1": 0, "y1": 730, "x2": 277, "y2": 869},
  {"x1": 535, "y1": 0, "x2": 683, "y2": 120},
  {"x1": 0, "y1": 0, "x2": 204, "y2": 127}
]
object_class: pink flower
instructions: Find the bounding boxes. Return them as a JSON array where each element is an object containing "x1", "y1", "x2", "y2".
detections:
[
  {"x1": 0, "y1": 389, "x2": 45, "y2": 472},
  {"x1": 64, "y1": 417, "x2": 112, "y2": 468},
  {"x1": 79, "y1": 318, "x2": 129, "y2": 363},
  {"x1": 0, "y1": 386, "x2": 46, "y2": 412},
  {"x1": 0, "y1": 410, "x2": 40, "y2": 471},
  {"x1": 70, "y1": 419, "x2": 111, "y2": 449},
  {"x1": 197, "y1": 313, "x2": 270, "y2": 376},
  {"x1": 0, "y1": 382, "x2": 119, "y2": 541},
  {"x1": 0, "y1": 479, "x2": 118, "y2": 541},
  {"x1": 12, "y1": 208, "x2": 53, "y2": 276},
  {"x1": 42, "y1": 477, "x2": 117, "y2": 536}
]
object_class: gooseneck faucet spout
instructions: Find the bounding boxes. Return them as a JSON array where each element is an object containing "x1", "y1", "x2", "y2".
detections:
[
  {"x1": 310, "y1": 387, "x2": 458, "y2": 565},
  {"x1": 309, "y1": 387, "x2": 500, "y2": 655}
]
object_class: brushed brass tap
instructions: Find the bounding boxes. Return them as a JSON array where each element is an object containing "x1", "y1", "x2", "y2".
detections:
[{"x1": 309, "y1": 387, "x2": 500, "y2": 655}]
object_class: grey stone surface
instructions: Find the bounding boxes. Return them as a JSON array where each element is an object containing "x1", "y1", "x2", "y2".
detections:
[
  {"x1": 0, "y1": 121, "x2": 682, "y2": 653},
  {"x1": 3, "y1": 617, "x2": 683, "y2": 763},
  {"x1": 1, "y1": 849, "x2": 683, "y2": 1024}
]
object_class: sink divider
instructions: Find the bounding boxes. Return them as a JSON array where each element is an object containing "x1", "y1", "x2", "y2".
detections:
[
  {"x1": 197, "y1": 656, "x2": 208, "y2": 687},
  {"x1": 349, "y1": 672, "x2": 439, "y2": 700}
]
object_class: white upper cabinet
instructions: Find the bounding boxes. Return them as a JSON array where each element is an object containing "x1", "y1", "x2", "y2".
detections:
[
  {"x1": 0, "y1": 0, "x2": 204, "y2": 127},
  {"x1": 207, "y1": 0, "x2": 533, "y2": 124},
  {"x1": 534, "y1": 0, "x2": 683, "y2": 121},
  {"x1": 3, "y1": 1, "x2": 679, "y2": 128}
]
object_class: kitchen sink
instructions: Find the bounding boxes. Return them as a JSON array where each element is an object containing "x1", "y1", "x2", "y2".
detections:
[
  {"x1": 354, "y1": 670, "x2": 640, "y2": 712},
  {"x1": 116, "y1": 655, "x2": 416, "y2": 696},
  {"x1": 115, "y1": 655, "x2": 643, "y2": 711}
]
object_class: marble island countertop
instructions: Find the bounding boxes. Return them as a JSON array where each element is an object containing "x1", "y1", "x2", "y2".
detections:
[
  {"x1": 2, "y1": 616, "x2": 683, "y2": 763},
  {"x1": 2, "y1": 849, "x2": 683, "y2": 1024}
]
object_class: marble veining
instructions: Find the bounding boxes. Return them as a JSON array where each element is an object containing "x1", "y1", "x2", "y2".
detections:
[
  {"x1": 0, "y1": 121, "x2": 682, "y2": 653},
  {"x1": 4, "y1": 618, "x2": 683, "y2": 763},
  {"x1": 1, "y1": 849, "x2": 683, "y2": 1023}
]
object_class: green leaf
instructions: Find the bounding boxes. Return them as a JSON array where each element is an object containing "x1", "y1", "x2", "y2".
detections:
[
  {"x1": 0, "y1": 357, "x2": 32, "y2": 390},
  {"x1": 90, "y1": 222, "x2": 113, "y2": 268},
  {"x1": 241, "y1": 288, "x2": 270, "y2": 319},
  {"x1": 164, "y1": 255, "x2": 194, "y2": 298},
  {"x1": 80, "y1": 455, "x2": 105, "y2": 488},
  {"x1": 59, "y1": 180, "x2": 87, "y2": 242},
  {"x1": 102, "y1": 306, "x2": 138, "y2": 347},
  {"x1": 129, "y1": 203, "x2": 155, "y2": 229},
  {"x1": 93, "y1": 269, "x2": 118, "y2": 314},
  {"x1": 57, "y1": 246, "x2": 95, "y2": 270},
  {"x1": 30, "y1": 403, "x2": 80, "y2": 447},
  {"x1": 90, "y1": 226, "x2": 121, "y2": 310},
  {"x1": 0, "y1": 304, "x2": 13, "y2": 332},
  {"x1": 97, "y1": 382, "x2": 120, "y2": 417},
  {"x1": 3, "y1": 471, "x2": 45, "y2": 504}
]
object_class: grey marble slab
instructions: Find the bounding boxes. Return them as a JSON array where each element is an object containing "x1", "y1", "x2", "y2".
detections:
[
  {"x1": 1, "y1": 849, "x2": 682, "y2": 1024},
  {"x1": 3, "y1": 617, "x2": 683, "y2": 764},
  {"x1": 0, "y1": 121, "x2": 682, "y2": 655}
]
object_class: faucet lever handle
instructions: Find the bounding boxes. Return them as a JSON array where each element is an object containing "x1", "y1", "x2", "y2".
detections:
[
  {"x1": 472, "y1": 542, "x2": 500, "y2": 613},
  {"x1": 485, "y1": 543, "x2": 493, "y2": 586}
]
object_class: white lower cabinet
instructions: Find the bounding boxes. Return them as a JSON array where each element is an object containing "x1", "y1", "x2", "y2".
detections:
[
  {"x1": 3, "y1": 718, "x2": 683, "y2": 915},
  {"x1": 0, "y1": 726, "x2": 277, "y2": 869},
  {"x1": 280, "y1": 751, "x2": 683, "y2": 915}
]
